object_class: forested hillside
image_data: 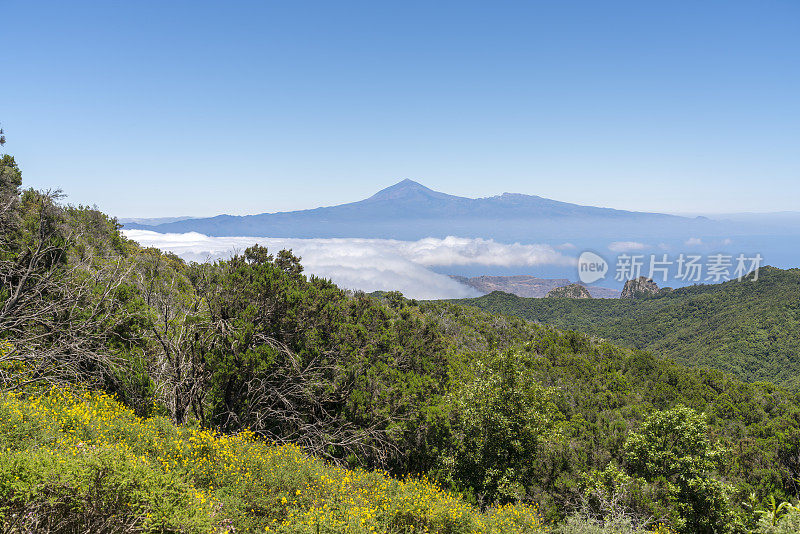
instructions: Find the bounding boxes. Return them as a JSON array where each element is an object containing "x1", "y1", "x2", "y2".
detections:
[
  {"x1": 451, "y1": 269, "x2": 800, "y2": 389},
  {"x1": 4, "y1": 153, "x2": 800, "y2": 532}
]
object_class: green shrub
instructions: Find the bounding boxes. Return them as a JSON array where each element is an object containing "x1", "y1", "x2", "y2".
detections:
[
  {"x1": 0, "y1": 446, "x2": 212, "y2": 533},
  {"x1": 758, "y1": 510, "x2": 800, "y2": 534},
  {"x1": 623, "y1": 406, "x2": 737, "y2": 534},
  {"x1": 550, "y1": 515, "x2": 673, "y2": 534},
  {"x1": 444, "y1": 351, "x2": 564, "y2": 504}
]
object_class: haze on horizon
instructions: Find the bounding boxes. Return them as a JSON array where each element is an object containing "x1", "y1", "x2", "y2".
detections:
[{"x1": 1, "y1": 1, "x2": 798, "y2": 218}]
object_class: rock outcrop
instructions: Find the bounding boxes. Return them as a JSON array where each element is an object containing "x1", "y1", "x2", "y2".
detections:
[
  {"x1": 620, "y1": 276, "x2": 660, "y2": 299},
  {"x1": 546, "y1": 283, "x2": 592, "y2": 299}
]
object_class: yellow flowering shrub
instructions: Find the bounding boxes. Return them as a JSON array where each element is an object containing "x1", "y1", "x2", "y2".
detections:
[{"x1": 0, "y1": 387, "x2": 673, "y2": 533}]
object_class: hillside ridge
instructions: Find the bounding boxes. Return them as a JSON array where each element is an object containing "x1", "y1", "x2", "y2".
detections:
[{"x1": 451, "y1": 266, "x2": 800, "y2": 388}]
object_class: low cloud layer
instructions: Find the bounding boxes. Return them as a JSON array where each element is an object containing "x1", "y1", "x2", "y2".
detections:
[{"x1": 123, "y1": 230, "x2": 574, "y2": 300}]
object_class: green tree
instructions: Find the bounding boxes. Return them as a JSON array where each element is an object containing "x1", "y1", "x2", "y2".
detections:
[
  {"x1": 624, "y1": 405, "x2": 736, "y2": 533},
  {"x1": 445, "y1": 350, "x2": 564, "y2": 505},
  {"x1": 0, "y1": 153, "x2": 147, "y2": 405}
]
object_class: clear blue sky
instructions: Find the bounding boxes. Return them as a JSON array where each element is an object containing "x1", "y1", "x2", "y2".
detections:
[{"x1": 2, "y1": 1, "x2": 798, "y2": 217}]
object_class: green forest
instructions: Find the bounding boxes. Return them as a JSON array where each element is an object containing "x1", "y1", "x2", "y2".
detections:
[
  {"x1": 450, "y1": 271, "x2": 800, "y2": 390},
  {"x1": 3, "y1": 153, "x2": 800, "y2": 533}
]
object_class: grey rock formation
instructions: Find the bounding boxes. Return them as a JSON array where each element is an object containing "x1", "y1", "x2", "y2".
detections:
[
  {"x1": 546, "y1": 284, "x2": 592, "y2": 299},
  {"x1": 620, "y1": 276, "x2": 660, "y2": 299}
]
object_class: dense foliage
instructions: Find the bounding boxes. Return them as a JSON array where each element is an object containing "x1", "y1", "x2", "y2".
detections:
[
  {"x1": 0, "y1": 385, "x2": 554, "y2": 533},
  {"x1": 449, "y1": 269, "x2": 800, "y2": 389}
]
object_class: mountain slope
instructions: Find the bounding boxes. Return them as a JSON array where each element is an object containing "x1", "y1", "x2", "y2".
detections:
[
  {"x1": 449, "y1": 266, "x2": 800, "y2": 389},
  {"x1": 122, "y1": 179, "x2": 701, "y2": 240},
  {"x1": 5, "y1": 166, "x2": 800, "y2": 526}
]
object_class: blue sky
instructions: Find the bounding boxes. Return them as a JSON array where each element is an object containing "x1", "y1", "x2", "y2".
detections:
[{"x1": 2, "y1": 1, "x2": 798, "y2": 217}]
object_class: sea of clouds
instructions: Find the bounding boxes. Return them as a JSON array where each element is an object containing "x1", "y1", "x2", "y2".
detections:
[{"x1": 123, "y1": 230, "x2": 576, "y2": 300}]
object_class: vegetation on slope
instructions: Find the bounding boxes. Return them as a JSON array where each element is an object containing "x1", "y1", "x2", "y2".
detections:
[
  {"x1": 0, "y1": 383, "x2": 553, "y2": 533},
  {"x1": 449, "y1": 268, "x2": 800, "y2": 389},
  {"x1": 4, "y1": 152, "x2": 800, "y2": 532}
]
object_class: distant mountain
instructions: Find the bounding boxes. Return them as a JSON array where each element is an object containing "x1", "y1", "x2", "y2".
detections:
[
  {"x1": 118, "y1": 216, "x2": 195, "y2": 226},
  {"x1": 122, "y1": 179, "x2": 711, "y2": 241},
  {"x1": 706, "y1": 211, "x2": 800, "y2": 230},
  {"x1": 451, "y1": 275, "x2": 619, "y2": 298},
  {"x1": 450, "y1": 266, "x2": 800, "y2": 389}
]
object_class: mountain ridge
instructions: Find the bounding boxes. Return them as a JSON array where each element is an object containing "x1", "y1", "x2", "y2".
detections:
[
  {"x1": 450, "y1": 266, "x2": 800, "y2": 389},
  {"x1": 122, "y1": 179, "x2": 694, "y2": 240}
]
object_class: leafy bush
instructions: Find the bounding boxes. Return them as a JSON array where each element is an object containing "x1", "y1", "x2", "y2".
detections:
[
  {"x1": 443, "y1": 351, "x2": 564, "y2": 504},
  {"x1": 550, "y1": 515, "x2": 674, "y2": 534},
  {"x1": 758, "y1": 510, "x2": 800, "y2": 534},
  {"x1": 0, "y1": 447, "x2": 212, "y2": 533},
  {"x1": 623, "y1": 406, "x2": 737, "y2": 533}
]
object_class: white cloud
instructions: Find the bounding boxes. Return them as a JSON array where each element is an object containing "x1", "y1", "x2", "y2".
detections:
[
  {"x1": 608, "y1": 241, "x2": 648, "y2": 252},
  {"x1": 685, "y1": 237, "x2": 703, "y2": 246},
  {"x1": 556, "y1": 242, "x2": 577, "y2": 250},
  {"x1": 123, "y1": 230, "x2": 574, "y2": 300},
  {"x1": 394, "y1": 236, "x2": 574, "y2": 267},
  {"x1": 721, "y1": 238, "x2": 733, "y2": 245}
]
